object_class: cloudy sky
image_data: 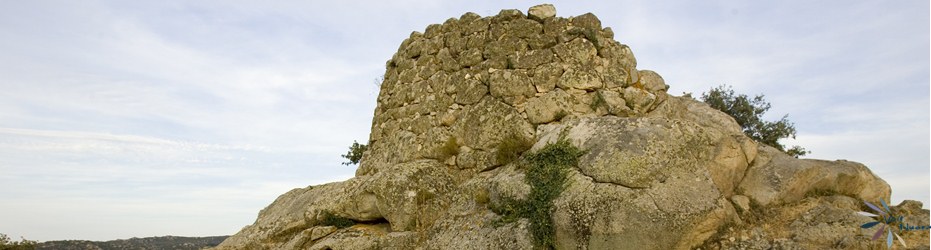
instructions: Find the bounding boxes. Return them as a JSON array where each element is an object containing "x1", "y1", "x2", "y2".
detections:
[{"x1": 0, "y1": 0, "x2": 927, "y2": 242}]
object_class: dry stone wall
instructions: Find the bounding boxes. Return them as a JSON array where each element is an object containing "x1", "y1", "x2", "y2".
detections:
[
  {"x1": 359, "y1": 4, "x2": 669, "y2": 176},
  {"x1": 215, "y1": 5, "x2": 917, "y2": 250}
]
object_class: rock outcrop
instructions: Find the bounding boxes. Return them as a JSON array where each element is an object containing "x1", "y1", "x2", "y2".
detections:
[{"x1": 215, "y1": 5, "x2": 928, "y2": 250}]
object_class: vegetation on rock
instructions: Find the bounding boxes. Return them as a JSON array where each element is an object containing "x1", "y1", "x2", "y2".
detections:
[
  {"x1": 340, "y1": 140, "x2": 367, "y2": 165},
  {"x1": 495, "y1": 133, "x2": 534, "y2": 165},
  {"x1": 493, "y1": 136, "x2": 585, "y2": 249},
  {"x1": 438, "y1": 137, "x2": 459, "y2": 160},
  {"x1": 701, "y1": 85, "x2": 809, "y2": 157}
]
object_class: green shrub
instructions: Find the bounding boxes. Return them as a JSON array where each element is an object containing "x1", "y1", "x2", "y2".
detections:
[
  {"x1": 701, "y1": 85, "x2": 809, "y2": 157},
  {"x1": 340, "y1": 140, "x2": 367, "y2": 165},
  {"x1": 474, "y1": 188, "x2": 490, "y2": 205},
  {"x1": 492, "y1": 136, "x2": 585, "y2": 249},
  {"x1": 438, "y1": 137, "x2": 459, "y2": 159},
  {"x1": 495, "y1": 133, "x2": 533, "y2": 165}
]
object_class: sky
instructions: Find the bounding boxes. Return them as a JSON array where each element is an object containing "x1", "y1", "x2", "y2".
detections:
[{"x1": 0, "y1": 0, "x2": 927, "y2": 242}]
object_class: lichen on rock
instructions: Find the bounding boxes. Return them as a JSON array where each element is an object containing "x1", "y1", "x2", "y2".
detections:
[{"x1": 214, "y1": 4, "x2": 921, "y2": 250}]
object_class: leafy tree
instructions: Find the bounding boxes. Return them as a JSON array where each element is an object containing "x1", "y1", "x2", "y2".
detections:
[
  {"x1": 701, "y1": 85, "x2": 809, "y2": 157},
  {"x1": 0, "y1": 233, "x2": 37, "y2": 250},
  {"x1": 341, "y1": 140, "x2": 368, "y2": 165}
]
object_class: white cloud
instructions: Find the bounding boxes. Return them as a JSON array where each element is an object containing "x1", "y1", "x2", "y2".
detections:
[{"x1": 0, "y1": 127, "x2": 355, "y2": 241}]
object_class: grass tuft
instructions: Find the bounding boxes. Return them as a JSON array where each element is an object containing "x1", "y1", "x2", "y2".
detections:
[
  {"x1": 495, "y1": 133, "x2": 533, "y2": 165},
  {"x1": 438, "y1": 136, "x2": 460, "y2": 159}
]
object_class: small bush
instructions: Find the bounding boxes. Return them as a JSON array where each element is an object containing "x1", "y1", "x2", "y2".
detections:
[
  {"x1": 495, "y1": 133, "x2": 533, "y2": 165},
  {"x1": 340, "y1": 140, "x2": 367, "y2": 165},
  {"x1": 319, "y1": 211, "x2": 355, "y2": 229},
  {"x1": 701, "y1": 85, "x2": 809, "y2": 157},
  {"x1": 474, "y1": 188, "x2": 490, "y2": 205},
  {"x1": 438, "y1": 137, "x2": 459, "y2": 159},
  {"x1": 492, "y1": 136, "x2": 585, "y2": 249},
  {"x1": 786, "y1": 145, "x2": 811, "y2": 158},
  {"x1": 589, "y1": 91, "x2": 606, "y2": 111}
]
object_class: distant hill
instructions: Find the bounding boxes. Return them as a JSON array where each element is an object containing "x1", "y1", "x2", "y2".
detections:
[{"x1": 36, "y1": 235, "x2": 228, "y2": 250}]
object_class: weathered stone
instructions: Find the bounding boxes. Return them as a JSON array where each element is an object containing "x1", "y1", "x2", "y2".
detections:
[
  {"x1": 483, "y1": 36, "x2": 528, "y2": 68},
  {"x1": 602, "y1": 27, "x2": 615, "y2": 40},
  {"x1": 453, "y1": 78, "x2": 486, "y2": 105},
  {"x1": 647, "y1": 96, "x2": 745, "y2": 136},
  {"x1": 730, "y1": 195, "x2": 751, "y2": 213},
  {"x1": 536, "y1": 117, "x2": 747, "y2": 191},
  {"x1": 309, "y1": 226, "x2": 336, "y2": 241},
  {"x1": 570, "y1": 13, "x2": 602, "y2": 35},
  {"x1": 486, "y1": 164, "x2": 531, "y2": 203},
  {"x1": 440, "y1": 112, "x2": 456, "y2": 126},
  {"x1": 403, "y1": 37, "x2": 425, "y2": 59},
  {"x1": 423, "y1": 36, "x2": 444, "y2": 56},
  {"x1": 367, "y1": 160, "x2": 454, "y2": 231},
  {"x1": 597, "y1": 42, "x2": 638, "y2": 70},
  {"x1": 526, "y1": 32, "x2": 557, "y2": 50},
  {"x1": 706, "y1": 196, "x2": 929, "y2": 250},
  {"x1": 627, "y1": 65, "x2": 639, "y2": 85},
  {"x1": 602, "y1": 65, "x2": 630, "y2": 88},
  {"x1": 533, "y1": 117, "x2": 742, "y2": 250},
  {"x1": 598, "y1": 89, "x2": 632, "y2": 116},
  {"x1": 524, "y1": 89, "x2": 572, "y2": 124},
  {"x1": 557, "y1": 69, "x2": 603, "y2": 90},
  {"x1": 459, "y1": 12, "x2": 481, "y2": 23},
  {"x1": 508, "y1": 18, "x2": 543, "y2": 39},
  {"x1": 455, "y1": 147, "x2": 494, "y2": 170},
  {"x1": 436, "y1": 48, "x2": 459, "y2": 72},
  {"x1": 464, "y1": 18, "x2": 490, "y2": 35},
  {"x1": 565, "y1": 88, "x2": 594, "y2": 114},
  {"x1": 737, "y1": 145, "x2": 892, "y2": 206},
  {"x1": 215, "y1": 178, "x2": 379, "y2": 249},
  {"x1": 623, "y1": 86, "x2": 657, "y2": 114},
  {"x1": 442, "y1": 17, "x2": 461, "y2": 34},
  {"x1": 455, "y1": 98, "x2": 534, "y2": 151},
  {"x1": 424, "y1": 23, "x2": 443, "y2": 38},
  {"x1": 458, "y1": 48, "x2": 483, "y2": 67},
  {"x1": 488, "y1": 69, "x2": 535, "y2": 98},
  {"x1": 509, "y1": 49, "x2": 554, "y2": 69},
  {"x1": 552, "y1": 37, "x2": 597, "y2": 65},
  {"x1": 531, "y1": 62, "x2": 562, "y2": 93},
  {"x1": 492, "y1": 9, "x2": 525, "y2": 23},
  {"x1": 528, "y1": 4, "x2": 556, "y2": 22},
  {"x1": 639, "y1": 70, "x2": 667, "y2": 92}
]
